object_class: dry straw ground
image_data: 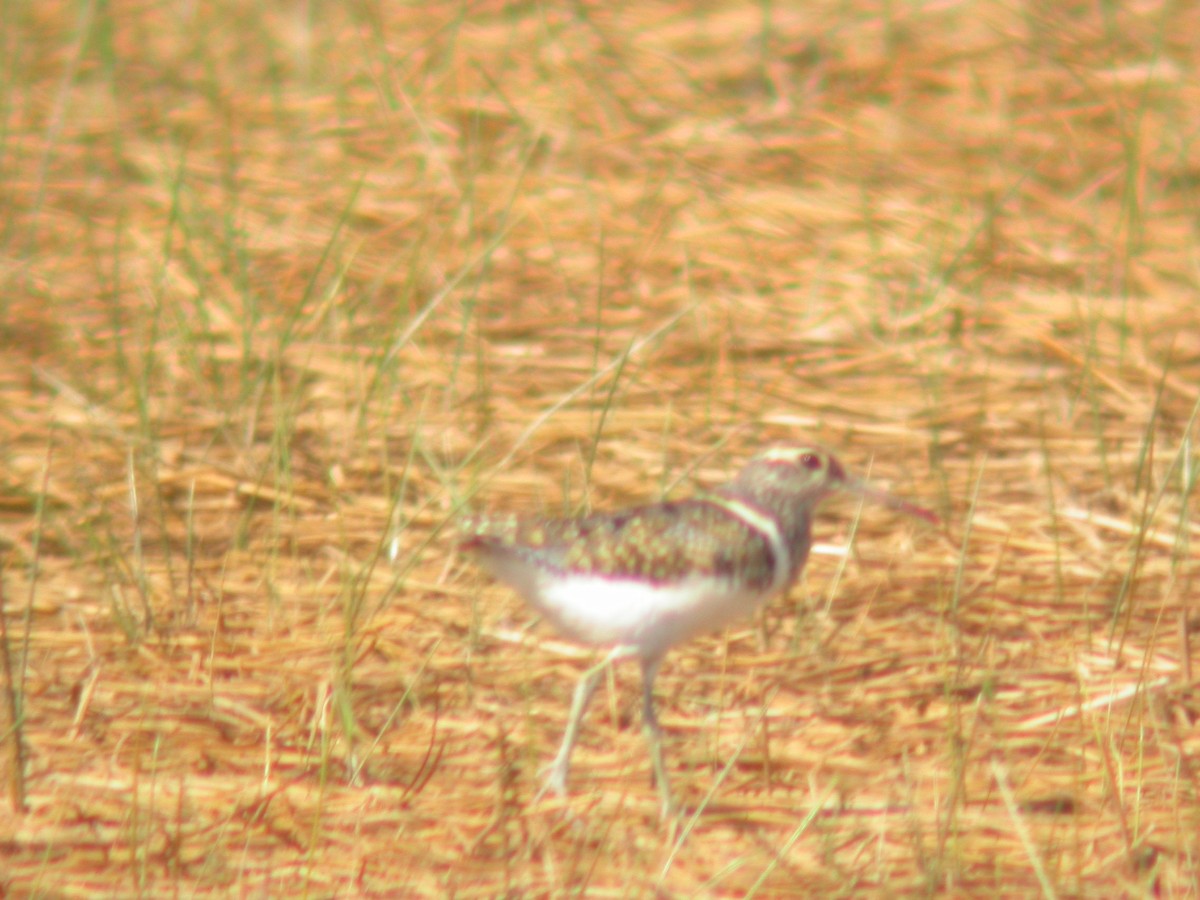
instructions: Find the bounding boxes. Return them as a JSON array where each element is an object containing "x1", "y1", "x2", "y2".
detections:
[{"x1": 1, "y1": 0, "x2": 1198, "y2": 896}]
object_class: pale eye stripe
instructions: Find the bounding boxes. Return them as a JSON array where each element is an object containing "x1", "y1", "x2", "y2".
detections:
[
  {"x1": 704, "y1": 496, "x2": 791, "y2": 596},
  {"x1": 758, "y1": 447, "x2": 818, "y2": 464}
]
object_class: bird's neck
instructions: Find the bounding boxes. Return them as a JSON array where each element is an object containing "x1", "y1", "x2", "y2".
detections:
[{"x1": 717, "y1": 482, "x2": 817, "y2": 580}]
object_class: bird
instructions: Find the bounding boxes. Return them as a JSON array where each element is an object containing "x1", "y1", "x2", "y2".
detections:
[{"x1": 458, "y1": 444, "x2": 937, "y2": 817}]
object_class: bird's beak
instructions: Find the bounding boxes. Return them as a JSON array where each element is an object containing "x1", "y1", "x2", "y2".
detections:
[{"x1": 844, "y1": 478, "x2": 939, "y2": 525}]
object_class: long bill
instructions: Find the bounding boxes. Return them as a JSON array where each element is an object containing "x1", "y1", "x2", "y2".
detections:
[{"x1": 845, "y1": 479, "x2": 940, "y2": 525}]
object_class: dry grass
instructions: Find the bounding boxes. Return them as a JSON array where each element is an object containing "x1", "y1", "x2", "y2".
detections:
[{"x1": 1, "y1": 0, "x2": 1198, "y2": 896}]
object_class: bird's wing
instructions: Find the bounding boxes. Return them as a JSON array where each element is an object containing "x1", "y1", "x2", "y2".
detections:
[{"x1": 462, "y1": 499, "x2": 778, "y2": 590}]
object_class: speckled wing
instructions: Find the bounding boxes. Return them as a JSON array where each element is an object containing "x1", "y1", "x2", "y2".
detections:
[{"x1": 460, "y1": 497, "x2": 780, "y2": 591}]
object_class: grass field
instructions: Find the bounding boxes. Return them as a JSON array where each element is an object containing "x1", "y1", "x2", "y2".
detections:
[{"x1": 2, "y1": 1, "x2": 1198, "y2": 896}]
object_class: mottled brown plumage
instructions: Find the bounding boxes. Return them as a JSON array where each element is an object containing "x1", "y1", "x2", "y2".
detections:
[
  {"x1": 459, "y1": 444, "x2": 937, "y2": 817},
  {"x1": 461, "y1": 497, "x2": 780, "y2": 589}
]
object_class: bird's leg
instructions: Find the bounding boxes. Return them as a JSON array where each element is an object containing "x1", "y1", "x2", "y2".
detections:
[
  {"x1": 536, "y1": 645, "x2": 636, "y2": 804},
  {"x1": 639, "y1": 654, "x2": 676, "y2": 819}
]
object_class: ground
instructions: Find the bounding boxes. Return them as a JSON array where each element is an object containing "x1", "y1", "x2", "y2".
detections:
[{"x1": 1, "y1": 1, "x2": 1197, "y2": 896}]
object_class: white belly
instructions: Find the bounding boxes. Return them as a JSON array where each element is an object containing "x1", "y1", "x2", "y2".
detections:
[{"x1": 530, "y1": 571, "x2": 773, "y2": 659}]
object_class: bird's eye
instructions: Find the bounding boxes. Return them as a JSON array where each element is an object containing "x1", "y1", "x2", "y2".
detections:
[{"x1": 800, "y1": 452, "x2": 823, "y2": 470}]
